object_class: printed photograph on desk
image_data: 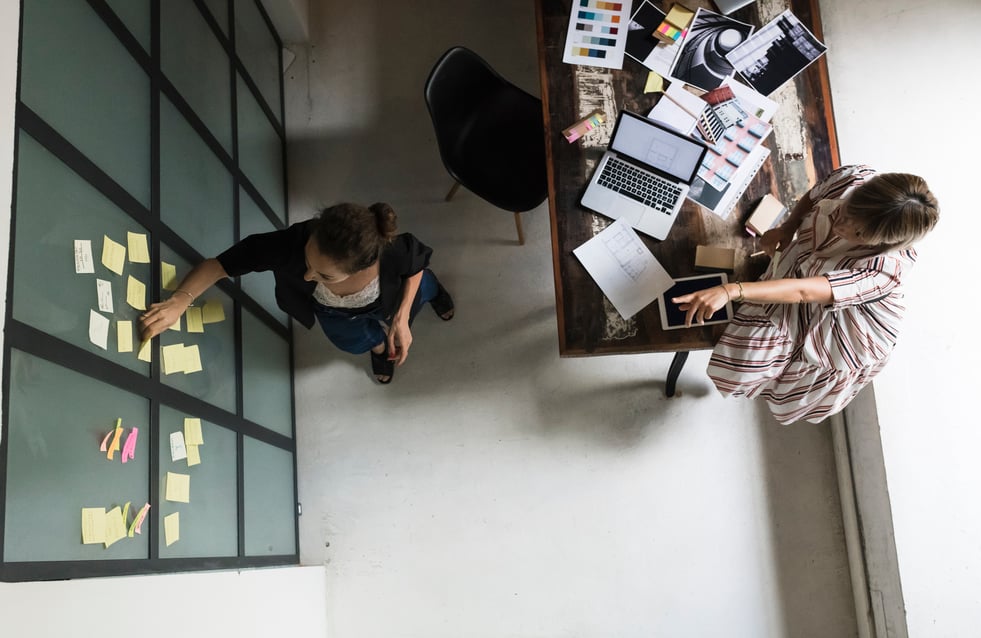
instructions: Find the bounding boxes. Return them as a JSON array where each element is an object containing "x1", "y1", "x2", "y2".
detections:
[
  {"x1": 562, "y1": 0, "x2": 634, "y2": 69},
  {"x1": 625, "y1": 1, "x2": 681, "y2": 78},
  {"x1": 669, "y1": 8, "x2": 753, "y2": 91},
  {"x1": 724, "y1": 9, "x2": 827, "y2": 96}
]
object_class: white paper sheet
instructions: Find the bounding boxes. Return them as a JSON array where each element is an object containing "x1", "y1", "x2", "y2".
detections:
[
  {"x1": 563, "y1": 0, "x2": 633, "y2": 70},
  {"x1": 88, "y1": 309, "x2": 110, "y2": 350},
  {"x1": 74, "y1": 239, "x2": 95, "y2": 274},
  {"x1": 573, "y1": 219, "x2": 674, "y2": 319}
]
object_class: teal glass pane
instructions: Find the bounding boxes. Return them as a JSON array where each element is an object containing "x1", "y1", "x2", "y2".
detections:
[
  {"x1": 105, "y1": 0, "x2": 150, "y2": 52},
  {"x1": 203, "y1": 0, "x2": 229, "y2": 35},
  {"x1": 160, "y1": 95, "x2": 234, "y2": 260},
  {"x1": 4, "y1": 350, "x2": 150, "y2": 562},
  {"x1": 158, "y1": 244, "x2": 237, "y2": 413},
  {"x1": 239, "y1": 187, "x2": 288, "y2": 325},
  {"x1": 237, "y1": 74, "x2": 285, "y2": 223},
  {"x1": 161, "y1": 0, "x2": 232, "y2": 152},
  {"x1": 12, "y1": 132, "x2": 151, "y2": 375},
  {"x1": 157, "y1": 405, "x2": 238, "y2": 558},
  {"x1": 20, "y1": 0, "x2": 150, "y2": 206},
  {"x1": 235, "y1": 0, "x2": 282, "y2": 122},
  {"x1": 243, "y1": 438, "x2": 296, "y2": 555},
  {"x1": 242, "y1": 309, "x2": 293, "y2": 437}
]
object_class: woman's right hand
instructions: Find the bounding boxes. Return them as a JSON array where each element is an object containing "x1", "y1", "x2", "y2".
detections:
[
  {"x1": 760, "y1": 225, "x2": 795, "y2": 257},
  {"x1": 139, "y1": 296, "x2": 191, "y2": 341}
]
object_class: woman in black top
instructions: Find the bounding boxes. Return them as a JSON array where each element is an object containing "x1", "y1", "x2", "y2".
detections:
[{"x1": 139, "y1": 203, "x2": 453, "y2": 383}]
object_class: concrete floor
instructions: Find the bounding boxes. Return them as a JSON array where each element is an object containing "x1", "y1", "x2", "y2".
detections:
[{"x1": 285, "y1": 1, "x2": 855, "y2": 636}]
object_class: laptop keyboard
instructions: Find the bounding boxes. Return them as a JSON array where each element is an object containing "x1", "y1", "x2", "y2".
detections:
[{"x1": 597, "y1": 157, "x2": 684, "y2": 213}]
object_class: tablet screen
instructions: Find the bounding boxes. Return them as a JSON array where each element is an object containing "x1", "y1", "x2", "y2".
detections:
[{"x1": 659, "y1": 274, "x2": 733, "y2": 330}]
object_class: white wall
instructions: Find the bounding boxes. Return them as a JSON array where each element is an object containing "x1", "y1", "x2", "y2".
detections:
[{"x1": 822, "y1": 0, "x2": 981, "y2": 634}]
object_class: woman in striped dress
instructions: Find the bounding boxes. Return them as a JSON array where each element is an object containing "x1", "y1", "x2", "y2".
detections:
[{"x1": 673, "y1": 165, "x2": 939, "y2": 424}]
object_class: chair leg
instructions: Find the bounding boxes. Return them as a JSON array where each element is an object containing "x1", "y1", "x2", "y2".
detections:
[
  {"x1": 444, "y1": 181, "x2": 461, "y2": 202},
  {"x1": 513, "y1": 212, "x2": 525, "y2": 246}
]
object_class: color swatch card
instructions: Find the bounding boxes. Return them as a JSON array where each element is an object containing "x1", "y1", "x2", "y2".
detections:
[{"x1": 563, "y1": 0, "x2": 633, "y2": 69}]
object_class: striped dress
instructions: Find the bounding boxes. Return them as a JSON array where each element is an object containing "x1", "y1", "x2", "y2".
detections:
[{"x1": 707, "y1": 165, "x2": 916, "y2": 424}]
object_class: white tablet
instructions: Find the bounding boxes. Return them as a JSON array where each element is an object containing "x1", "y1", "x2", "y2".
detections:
[{"x1": 658, "y1": 273, "x2": 734, "y2": 330}]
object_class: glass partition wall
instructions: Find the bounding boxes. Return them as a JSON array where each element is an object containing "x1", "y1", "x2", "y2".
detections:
[{"x1": 1, "y1": 0, "x2": 296, "y2": 581}]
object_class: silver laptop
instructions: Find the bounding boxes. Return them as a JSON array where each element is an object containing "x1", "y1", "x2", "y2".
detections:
[{"x1": 581, "y1": 110, "x2": 707, "y2": 240}]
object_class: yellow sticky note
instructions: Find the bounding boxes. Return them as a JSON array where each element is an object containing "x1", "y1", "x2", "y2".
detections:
[
  {"x1": 184, "y1": 417, "x2": 204, "y2": 446},
  {"x1": 162, "y1": 344, "x2": 185, "y2": 374},
  {"x1": 161, "y1": 262, "x2": 178, "y2": 291},
  {"x1": 201, "y1": 300, "x2": 225, "y2": 324},
  {"x1": 183, "y1": 344, "x2": 202, "y2": 374},
  {"x1": 185, "y1": 307, "x2": 204, "y2": 333},
  {"x1": 165, "y1": 472, "x2": 190, "y2": 503},
  {"x1": 168, "y1": 316, "x2": 181, "y2": 332},
  {"x1": 127, "y1": 232, "x2": 150, "y2": 263},
  {"x1": 164, "y1": 512, "x2": 180, "y2": 546},
  {"x1": 186, "y1": 444, "x2": 201, "y2": 467},
  {"x1": 644, "y1": 71, "x2": 665, "y2": 94},
  {"x1": 81, "y1": 507, "x2": 106, "y2": 544},
  {"x1": 117, "y1": 320, "x2": 133, "y2": 353},
  {"x1": 126, "y1": 276, "x2": 146, "y2": 310},
  {"x1": 104, "y1": 506, "x2": 127, "y2": 548},
  {"x1": 137, "y1": 338, "x2": 152, "y2": 362},
  {"x1": 101, "y1": 236, "x2": 126, "y2": 276}
]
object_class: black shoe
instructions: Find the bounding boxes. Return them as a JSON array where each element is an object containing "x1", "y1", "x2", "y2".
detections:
[
  {"x1": 430, "y1": 279, "x2": 454, "y2": 321},
  {"x1": 370, "y1": 350, "x2": 394, "y2": 384}
]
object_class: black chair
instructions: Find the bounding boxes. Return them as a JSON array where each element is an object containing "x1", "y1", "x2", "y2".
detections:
[{"x1": 424, "y1": 47, "x2": 548, "y2": 245}]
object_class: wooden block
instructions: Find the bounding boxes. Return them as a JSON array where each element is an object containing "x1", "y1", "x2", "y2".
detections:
[
  {"x1": 745, "y1": 194, "x2": 788, "y2": 236},
  {"x1": 694, "y1": 245, "x2": 736, "y2": 272}
]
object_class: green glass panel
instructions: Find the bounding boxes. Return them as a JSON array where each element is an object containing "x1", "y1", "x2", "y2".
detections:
[
  {"x1": 241, "y1": 309, "x2": 293, "y2": 436},
  {"x1": 160, "y1": 95, "x2": 234, "y2": 260},
  {"x1": 4, "y1": 350, "x2": 150, "y2": 562},
  {"x1": 235, "y1": 0, "x2": 282, "y2": 122},
  {"x1": 161, "y1": 0, "x2": 232, "y2": 151},
  {"x1": 105, "y1": 0, "x2": 150, "y2": 51},
  {"x1": 203, "y1": 0, "x2": 229, "y2": 34},
  {"x1": 158, "y1": 245, "x2": 237, "y2": 413},
  {"x1": 243, "y1": 438, "x2": 296, "y2": 555},
  {"x1": 157, "y1": 405, "x2": 238, "y2": 558},
  {"x1": 20, "y1": 0, "x2": 150, "y2": 206},
  {"x1": 237, "y1": 74, "x2": 285, "y2": 223},
  {"x1": 239, "y1": 187, "x2": 288, "y2": 326},
  {"x1": 12, "y1": 132, "x2": 151, "y2": 375}
]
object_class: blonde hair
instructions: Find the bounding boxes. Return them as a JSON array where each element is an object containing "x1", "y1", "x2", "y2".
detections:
[
  {"x1": 311, "y1": 202, "x2": 398, "y2": 273},
  {"x1": 845, "y1": 173, "x2": 939, "y2": 249}
]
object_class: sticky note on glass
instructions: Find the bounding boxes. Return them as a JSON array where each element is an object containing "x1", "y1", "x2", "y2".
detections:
[
  {"x1": 161, "y1": 262, "x2": 178, "y2": 291},
  {"x1": 104, "y1": 506, "x2": 127, "y2": 548},
  {"x1": 137, "y1": 338, "x2": 152, "y2": 363},
  {"x1": 117, "y1": 320, "x2": 133, "y2": 353},
  {"x1": 164, "y1": 511, "x2": 180, "y2": 546},
  {"x1": 186, "y1": 444, "x2": 201, "y2": 467},
  {"x1": 101, "y1": 235, "x2": 126, "y2": 275},
  {"x1": 127, "y1": 275, "x2": 146, "y2": 310},
  {"x1": 184, "y1": 417, "x2": 204, "y2": 446},
  {"x1": 170, "y1": 431, "x2": 188, "y2": 461},
  {"x1": 81, "y1": 507, "x2": 106, "y2": 544},
  {"x1": 183, "y1": 344, "x2": 202, "y2": 374},
  {"x1": 185, "y1": 307, "x2": 204, "y2": 333},
  {"x1": 107, "y1": 419, "x2": 123, "y2": 460},
  {"x1": 75, "y1": 239, "x2": 95, "y2": 274},
  {"x1": 202, "y1": 300, "x2": 225, "y2": 324},
  {"x1": 96, "y1": 279, "x2": 114, "y2": 313},
  {"x1": 89, "y1": 310, "x2": 110, "y2": 350},
  {"x1": 162, "y1": 343, "x2": 185, "y2": 374},
  {"x1": 127, "y1": 232, "x2": 150, "y2": 263},
  {"x1": 168, "y1": 316, "x2": 181, "y2": 332},
  {"x1": 129, "y1": 502, "x2": 150, "y2": 537},
  {"x1": 165, "y1": 472, "x2": 190, "y2": 503}
]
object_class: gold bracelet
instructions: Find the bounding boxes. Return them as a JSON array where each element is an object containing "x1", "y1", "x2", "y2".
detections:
[
  {"x1": 173, "y1": 289, "x2": 195, "y2": 302},
  {"x1": 734, "y1": 281, "x2": 745, "y2": 303}
]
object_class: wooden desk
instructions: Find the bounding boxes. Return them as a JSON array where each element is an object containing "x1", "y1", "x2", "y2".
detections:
[{"x1": 535, "y1": 0, "x2": 839, "y2": 390}]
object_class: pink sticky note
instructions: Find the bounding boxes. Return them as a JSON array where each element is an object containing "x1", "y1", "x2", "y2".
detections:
[
  {"x1": 134, "y1": 503, "x2": 150, "y2": 534},
  {"x1": 121, "y1": 427, "x2": 139, "y2": 463},
  {"x1": 99, "y1": 429, "x2": 113, "y2": 452}
]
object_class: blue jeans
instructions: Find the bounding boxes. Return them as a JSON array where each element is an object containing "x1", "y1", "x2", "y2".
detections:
[{"x1": 313, "y1": 269, "x2": 439, "y2": 354}]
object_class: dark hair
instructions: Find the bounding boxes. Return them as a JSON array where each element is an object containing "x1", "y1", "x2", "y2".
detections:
[
  {"x1": 310, "y1": 202, "x2": 398, "y2": 273},
  {"x1": 844, "y1": 173, "x2": 939, "y2": 249}
]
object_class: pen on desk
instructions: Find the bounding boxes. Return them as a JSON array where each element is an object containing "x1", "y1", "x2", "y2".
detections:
[{"x1": 750, "y1": 250, "x2": 766, "y2": 258}]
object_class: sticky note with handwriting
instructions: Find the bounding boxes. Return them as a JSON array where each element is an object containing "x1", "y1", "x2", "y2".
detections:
[
  {"x1": 170, "y1": 431, "x2": 188, "y2": 461},
  {"x1": 103, "y1": 506, "x2": 127, "y2": 548},
  {"x1": 165, "y1": 471, "x2": 190, "y2": 503},
  {"x1": 185, "y1": 307, "x2": 204, "y2": 333},
  {"x1": 75, "y1": 239, "x2": 95, "y2": 274},
  {"x1": 96, "y1": 279, "x2": 114, "y2": 313},
  {"x1": 127, "y1": 232, "x2": 150, "y2": 263},
  {"x1": 126, "y1": 275, "x2": 146, "y2": 310},
  {"x1": 81, "y1": 507, "x2": 106, "y2": 544},
  {"x1": 101, "y1": 235, "x2": 126, "y2": 275},
  {"x1": 184, "y1": 417, "x2": 204, "y2": 445},
  {"x1": 183, "y1": 344, "x2": 202, "y2": 374}
]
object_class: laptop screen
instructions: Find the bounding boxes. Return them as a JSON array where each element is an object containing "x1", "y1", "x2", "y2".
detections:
[{"x1": 610, "y1": 111, "x2": 705, "y2": 183}]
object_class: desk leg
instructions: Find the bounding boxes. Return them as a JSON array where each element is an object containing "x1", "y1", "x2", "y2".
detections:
[{"x1": 665, "y1": 351, "x2": 689, "y2": 397}]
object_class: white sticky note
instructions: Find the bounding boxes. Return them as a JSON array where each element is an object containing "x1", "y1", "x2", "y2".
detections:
[
  {"x1": 89, "y1": 310, "x2": 110, "y2": 350},
  {"x1": 117, "y1": 320, "x2": 133, "y2": 353},
  {"x1": 96, "y1": 279, "x2": 114, "y2": 313},
  {"x1": 74, "y1": 240, "x2": 95, "y2": 274},
  {"x1": 127, "y1": 232, "x2": 150, "y2": 263},
  {"x1": 170, "y1": 431, "x2": 188, "y2": 461}
]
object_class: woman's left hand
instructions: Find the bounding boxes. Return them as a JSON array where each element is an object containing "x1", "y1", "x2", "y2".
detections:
[
  {"x1": 386, "y1": 315, "x2": 413, "y2": 366},
  {"x1": 672, "y1": 285, "x2": 730, "y2": 328}
]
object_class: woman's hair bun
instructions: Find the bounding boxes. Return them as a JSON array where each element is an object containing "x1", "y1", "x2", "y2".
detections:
[{"x1": 369, "y1": 202, "x2": 398, "y2": 241}]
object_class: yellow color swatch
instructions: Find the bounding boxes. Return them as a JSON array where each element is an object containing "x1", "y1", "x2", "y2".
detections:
[
  {"x1": 81, "y1": 507, "x2": 106, "y2": 544},
  {"x1": 137, "y1": 338, "x2": 152, "y2": 362},
  {"x1": 127, "y1": 232, "x2": 150, "y2": 263},
  {"x1": 184, "y1": 417, "x2": 204, "y2": 445},
  {"x1": 165, "y1": 471, "x2": 190, "y2": 503},
  {"x1": 161, "y1": 262, "x2": 178, "y2": 291},
  {"x1": 117, "y1": 320, "x2": 133, "y2": 353},
  {"x1": 202, "y1": 300, "x2": 225, "y2": 324},
  {"x1": 183, "y1": 344, "x2": 202, "y2": 374},
  {"x1": 104, "y1": 506, "x2": 127, "y2": 548},
  {"x1": 164, "y1": 512, "x2": 180, "y2": 546},
  {"x1": 126, "y1": 276, "x2": 146, "y2": 310},
  {"x1": 185, "y1": 307, "x2": 204, "y2": 333},
  {"x1": 186, "y1": 444, "x2": 201, "y2": 467},
  {"x1": 101, "y1": 236, "x2": 126, "y2": 276}
]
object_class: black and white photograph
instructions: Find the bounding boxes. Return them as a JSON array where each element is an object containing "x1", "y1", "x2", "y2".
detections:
[
  {"x1": 669, "y1": 8, "x2": 753, "y2": 91},
  {"x1": 625, "y1": 1, "x2": 666, "y2": 65},
  {"x1": 725, "y1": 9, "x2": 828, "y2": 96}
]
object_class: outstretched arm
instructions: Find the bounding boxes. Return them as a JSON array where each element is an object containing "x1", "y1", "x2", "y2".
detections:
[
  {"x1": 386, "y1": 271, "x2": 423, "y2": 366},
  {"x1": 672, "y1": 276, "x2": 833, "y2": 327},
  {"x1": 139, "y1": 258, "x2": 229, "y2": 340}
]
